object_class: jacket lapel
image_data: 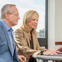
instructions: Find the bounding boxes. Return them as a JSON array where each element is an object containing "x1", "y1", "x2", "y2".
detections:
[
  {"x1": 24, "y1": 31, "x2": 30, "y2": 47},
  {"x1": 0, "y1": 22, "x2": 13, "y2": 56},
  {"x1": 5, "y1": 31, "x2": 13, "y2": 56}
]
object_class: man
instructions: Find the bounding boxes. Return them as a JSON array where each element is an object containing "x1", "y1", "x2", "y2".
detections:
[{"x1": 0, "y1": 4, "x2": 26, "y2": 62}]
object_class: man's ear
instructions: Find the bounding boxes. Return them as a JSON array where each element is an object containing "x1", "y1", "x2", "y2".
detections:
[{"x1": 5, "y1": 13, "x2": 9, "y2": 19}]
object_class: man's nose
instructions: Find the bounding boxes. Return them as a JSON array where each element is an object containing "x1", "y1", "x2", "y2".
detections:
[{"x1": 18, "y1": 16, "x2": 20, "y2": 20}]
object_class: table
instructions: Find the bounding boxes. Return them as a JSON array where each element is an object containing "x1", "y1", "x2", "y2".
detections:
[{"x1": 33, "y1": 54, "x2": 62, "y2": 62}]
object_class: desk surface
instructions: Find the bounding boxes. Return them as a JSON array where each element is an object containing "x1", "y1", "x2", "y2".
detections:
[{"x1": 33, "y1": 54, "x2": 62, "y2": 60}]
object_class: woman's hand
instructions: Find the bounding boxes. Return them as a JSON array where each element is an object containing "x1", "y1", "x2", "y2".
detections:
[
  {"x1": 18, "y1": 55, "x2": 26, "y2": 62},
  {"x1": 43, "y1": 50, "x2": 58, "y2": 55}
]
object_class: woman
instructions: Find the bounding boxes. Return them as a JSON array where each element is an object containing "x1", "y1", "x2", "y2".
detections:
[
  {"x1": 14, "y1": 10, "x2": 41, "y2": 62},
  {"x1": 14, "y1": 10, "x2": 58, "y2": 62}
]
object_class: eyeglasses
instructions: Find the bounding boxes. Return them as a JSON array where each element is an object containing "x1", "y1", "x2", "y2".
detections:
[
  {"x1": 12, "y1": 13, "x2": 19, "y2": 17},
  {"x1": 8, "y1": 12, "x2": 19, "y2": 17}
]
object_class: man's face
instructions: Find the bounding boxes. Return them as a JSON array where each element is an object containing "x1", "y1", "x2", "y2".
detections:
[{"x1": 7, "y1": 6, "x2": 20, "y2": 27}]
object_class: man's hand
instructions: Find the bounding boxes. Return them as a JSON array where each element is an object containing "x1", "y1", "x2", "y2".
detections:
[{"x1": 18, "y1": 55, "x2": 26, "y2": 62}]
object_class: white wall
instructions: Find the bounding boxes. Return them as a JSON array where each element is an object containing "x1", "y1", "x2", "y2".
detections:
[
  {"x1": 55, "y1": 0, "x2": 62, "y2": 41},
  {"x1": 48, "y1": 0, "x2": 55, "y2": 50},
  {"x1": 48, "y1": 0, "x2": 62, "y2": 50},
  {"x1": 55, "y1": 0, "x2": 62, "y2": 49}
]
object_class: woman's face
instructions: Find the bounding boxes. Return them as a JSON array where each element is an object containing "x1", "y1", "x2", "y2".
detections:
[{"x1": 27, "y1": 15, "x2": 39, "y2": 29}]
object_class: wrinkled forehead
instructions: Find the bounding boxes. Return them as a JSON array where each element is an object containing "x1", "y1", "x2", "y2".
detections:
[{"x1": 10, "y1": 6, "x2": 19, "y2": 14}]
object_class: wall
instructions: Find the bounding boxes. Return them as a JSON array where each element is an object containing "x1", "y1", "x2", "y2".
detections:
[
  {"x1": 48, "y1": 0, "x2": 55, "y2": 50},
  {"x1": 48, "y1": 0, "x2": 62, "y2": 50},
  {"x1": 55, "y1": 0, "x2": 62, "y2": 41},
  {"x1": 55, "y1": 0, "x2": 62, "y2": 49}
]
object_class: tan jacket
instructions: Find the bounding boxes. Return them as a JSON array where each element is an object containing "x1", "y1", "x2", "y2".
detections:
[{"x1": 14, "y1": 27, "x2": 40, "y2": 62}]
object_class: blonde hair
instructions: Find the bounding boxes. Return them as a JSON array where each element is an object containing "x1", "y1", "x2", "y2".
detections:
[
  {"x1": 22, "y1": 10, "x2": 39, "y2": 34},
  {"x1": 1, "y1": 4, "x2": 16, "y2": 19}
]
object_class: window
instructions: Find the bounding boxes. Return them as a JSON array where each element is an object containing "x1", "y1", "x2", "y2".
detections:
[
  {"x1": 12, "y1": 0, "x2": 46, "y2": 38},
  {"x1": 0, "y1": 0, "x2": 48, "y2": 48}
]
